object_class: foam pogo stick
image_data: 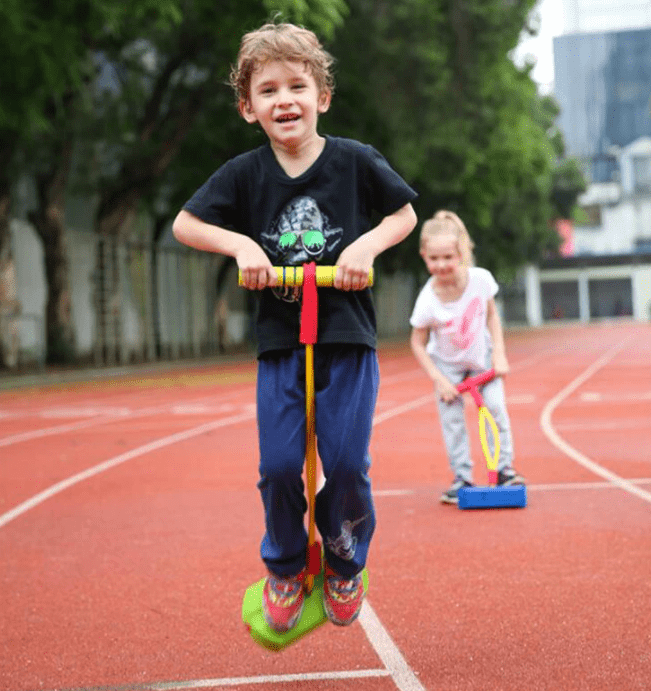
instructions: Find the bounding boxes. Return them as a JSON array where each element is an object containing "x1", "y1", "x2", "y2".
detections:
[
  {"x1": 455, "y1": 369, "x2": 527, "y2": 510},
  {"x1": 240, "y1": 264, "x2": 370, "y2": 651}
]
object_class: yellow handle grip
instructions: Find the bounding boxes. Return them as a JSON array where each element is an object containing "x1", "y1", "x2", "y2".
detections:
[{"x1": 238, "y1": 266, "x2": 374, "y2": 288}]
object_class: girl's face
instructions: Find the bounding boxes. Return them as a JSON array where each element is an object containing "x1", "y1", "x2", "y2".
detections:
[
  {"x1": 420, "y1": 234, "x2": 463, "y2": 282},
  {"x1": 240, "y1": 59, "x2": 331, "y2": 152}
]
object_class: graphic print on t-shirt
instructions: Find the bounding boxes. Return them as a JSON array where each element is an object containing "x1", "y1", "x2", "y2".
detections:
[
  {"x1": 260, "y1": 195, "x2": 343, "y2": 302},
  {"x1": 442, "y1": 297, "x2": 483, "y2": 350}
]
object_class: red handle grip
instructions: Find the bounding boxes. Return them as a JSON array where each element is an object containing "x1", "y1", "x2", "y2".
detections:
[{"x1": 456, "y1": 368, "x2": 496, "y2": 406}]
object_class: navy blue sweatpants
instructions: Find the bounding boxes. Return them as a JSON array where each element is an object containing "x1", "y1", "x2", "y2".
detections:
[{"x1": 256, "y1": 344, "x2": 379, "y2": 579}]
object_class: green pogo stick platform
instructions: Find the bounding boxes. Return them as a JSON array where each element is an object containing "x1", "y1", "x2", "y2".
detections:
[{"x1": 242, "y1": 569, "x2": 369, "y2": 652}]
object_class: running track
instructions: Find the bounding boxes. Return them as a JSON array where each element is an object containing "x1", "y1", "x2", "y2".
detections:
[{"x1": 1, "y1": 322, "x2": 650, "y2": 691}]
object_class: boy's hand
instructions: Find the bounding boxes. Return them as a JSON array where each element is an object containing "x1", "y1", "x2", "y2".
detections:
[
  {"x1": 436, "y1": 376, "x2": 458, "y2": 403},
  {"x1": 237, "y1": 239, "x2": 277, "y2": 290},
  {"x1": 334, "y1": 239, "x2": 374, "y2": 291}
]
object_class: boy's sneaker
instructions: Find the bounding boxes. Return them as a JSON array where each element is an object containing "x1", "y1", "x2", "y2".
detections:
[
  {"x1": 323, "y1": 564, "x2": 365, "y2": 626},
  {"x1": 440, "y1": 478, "x2": 474, "y2": 504},
  {"x1": 497, "y1": 468, "x2": 526, "y2": 486},
  {"x1": 262, "y1": 569, "x2": 305, "y2": 633}
]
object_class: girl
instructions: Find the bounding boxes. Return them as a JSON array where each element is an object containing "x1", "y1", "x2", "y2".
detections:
[{"x1": 409, "y1": 211, "x2": 525, "y2": 504}]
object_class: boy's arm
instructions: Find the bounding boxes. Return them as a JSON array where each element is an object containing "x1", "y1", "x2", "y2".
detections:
[
  {"x1": 172, "y1": 210, "x2": 276, "y2": 290},
  {"x1": 410, "y1": 326, "x2": 458, "y2": 402},
  {"x1": 334, "y1": 202, "x2": 417, "y2": 291},
  {"x1": 486, "y1": 297, "x2": 509, "y2": 376}
]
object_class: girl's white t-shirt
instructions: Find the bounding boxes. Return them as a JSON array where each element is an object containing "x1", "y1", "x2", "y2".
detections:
[{"x1": 409, "y1": 267, "x2": 498, "y2": 369}]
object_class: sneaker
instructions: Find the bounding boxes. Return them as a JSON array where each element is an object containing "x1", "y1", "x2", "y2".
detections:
[
  {"x1": 323, "y1": 564, "x2": 365, "y2": 626},
  {"x1": 497, "y1": 468, "x2": 526, "y2": 486},
  {"x1": 262, "y1": 570, "x2": 305, "y2": 632},
  {"x1": 440, "y1": 478, "x2": 474, "y2": 504}
]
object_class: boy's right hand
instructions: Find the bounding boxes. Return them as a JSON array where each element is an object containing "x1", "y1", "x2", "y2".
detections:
[{"x1": 236, "y1": 239, "x2": 277, "y2": 290}]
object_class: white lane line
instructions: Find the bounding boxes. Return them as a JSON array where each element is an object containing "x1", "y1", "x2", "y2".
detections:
[
  {"x1": 51, "y1": 668, "x2": 391, "y2": 691},
  {"x1": 359, "y1": 602, "x2": 427, "y2": 691},
  {"x1": 0, "y1": 415, "x2": 129, "y2": 448},
  {"x1": 0, "y1": 412, "x2": 255, "y2": 529},
  {"x1": 555, "y1": 419, "x2": 649, "y2": 432},
  {"x1": 373, "y1": 479, "x2": 651, "y2": 497},
  {"x1": 540, "y1": 337, "x2": 651, "y2": 505}
]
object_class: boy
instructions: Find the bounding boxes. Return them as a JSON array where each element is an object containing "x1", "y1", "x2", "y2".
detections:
[{"x1": 173, "y1": 22, "x2": 417, "y2": 632}]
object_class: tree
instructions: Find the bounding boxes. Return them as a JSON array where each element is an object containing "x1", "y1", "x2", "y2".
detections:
[{"x1": 326, "y1": 0, "x2": 567, "y2": 280}]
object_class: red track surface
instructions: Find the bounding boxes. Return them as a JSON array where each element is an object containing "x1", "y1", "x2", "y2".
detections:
[{"x1": 1, "y1": 322, "x2": 650, "y2": 691}]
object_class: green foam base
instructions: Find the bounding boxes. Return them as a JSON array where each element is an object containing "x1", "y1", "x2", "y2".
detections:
[{"x1": 242, "y1": 569, "x2": 369, "y2": 651}]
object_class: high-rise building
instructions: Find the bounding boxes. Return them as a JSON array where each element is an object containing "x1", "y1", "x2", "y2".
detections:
[
  {"x1": 563, "y1": 0, "x2": 651, "y2": 34},
  {"x1": 554, "y1": 27, "x2": 651, "y2": 182}
]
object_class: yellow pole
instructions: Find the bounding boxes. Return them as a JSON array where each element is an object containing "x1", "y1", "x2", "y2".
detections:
[{"x1": 304, "y1": 342, "x2": 317, "y2": 594}]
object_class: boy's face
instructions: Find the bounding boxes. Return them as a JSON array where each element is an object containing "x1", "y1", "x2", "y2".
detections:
[
  {"x1": 420, "y1": 234, "x2": 462, "y2": 281},
  {"x1": 239, "y1": 60, "x2": 331, "y2": 150}
]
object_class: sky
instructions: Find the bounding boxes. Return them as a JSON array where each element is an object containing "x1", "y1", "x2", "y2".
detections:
[{"x1": 512, "y1": 0, "x2": 565, "y2": 93}]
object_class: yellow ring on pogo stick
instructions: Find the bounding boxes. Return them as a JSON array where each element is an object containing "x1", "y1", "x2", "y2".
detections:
[{"x1": 478, "y1": 406, "x2": 500, "y2": 474}]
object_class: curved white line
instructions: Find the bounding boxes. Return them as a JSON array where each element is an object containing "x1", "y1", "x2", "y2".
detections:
[
  {"x1": 0, "y1": 412, "x2": 255, "y2": 529},
  {"x1": 540, "y1": 337, "x2": 651, "y2": 504}
]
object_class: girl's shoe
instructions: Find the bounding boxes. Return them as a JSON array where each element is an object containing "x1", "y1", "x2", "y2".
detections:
[
  {"x1": 323, "y1": 564, "x2": 365, "y2": 626},
  {"x1": 440, "y1": 478, "x2": 474, "y2": 504},
  {"x1": 262, "y1": 569, "x2": 305, "y2": 632},
  {"x1": 497, "y1": 468, "x2": 526, "y2": 486}
]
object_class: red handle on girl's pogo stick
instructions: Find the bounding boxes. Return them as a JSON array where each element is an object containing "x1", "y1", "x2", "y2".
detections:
[
  {"x1": 456, "y1": 368, "x2": 496, "y2": 407},
  {"x1": 456, "y1": 369, "x2": 499, "y2": 485}
]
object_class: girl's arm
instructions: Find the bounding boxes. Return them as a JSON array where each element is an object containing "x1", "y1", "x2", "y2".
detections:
[
  {"x1": 172, "y1": 210, "x2": 277, "y2": 290},
  {"x1": 486, "y1": 297, "x2": 509, "y2": 376},
  {"x1": 334, "y1": 203, "x2": 417, "y2": 291},
  {"x1": 410, "y1": 326, "x2": 458, "y2": 402}
]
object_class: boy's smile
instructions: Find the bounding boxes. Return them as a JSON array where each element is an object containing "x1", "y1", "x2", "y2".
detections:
[{"x1": 241, "y1": 60, "x2": 331, "y2": 154}]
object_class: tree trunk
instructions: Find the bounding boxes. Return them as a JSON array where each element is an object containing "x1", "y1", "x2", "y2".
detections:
[
  {"x1": 28, "y1": 138, "x2": 76, "y2": 364},
  {"x1": 0, "y1": 172, "x2": 20, "y2": 369}
]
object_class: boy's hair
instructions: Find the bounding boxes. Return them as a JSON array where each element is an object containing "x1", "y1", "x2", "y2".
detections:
[
  {"x1": 229, "y1": 23, "x2": 335, "y2": 105},
  {"x1": 420, "y1": 210, "x2": 475, "y2": 267}
]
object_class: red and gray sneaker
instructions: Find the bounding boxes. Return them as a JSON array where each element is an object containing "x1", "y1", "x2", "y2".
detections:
[
  {"x1": 262, "y1": 569, "x2": 305, "y2": 632},
  {"x1": 323, "y1": 564, "x2": 365, "y2": 626}
]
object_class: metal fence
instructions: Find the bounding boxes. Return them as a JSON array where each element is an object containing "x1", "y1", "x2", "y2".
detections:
[{"x1": 92, "y1": 237, "x2": 232, "y2": 367}]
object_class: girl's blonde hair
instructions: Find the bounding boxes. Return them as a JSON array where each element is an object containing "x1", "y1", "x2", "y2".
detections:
[
  {"x1": 229, "y1": 23, "x2": 335, "y2": 106},
  {"x1": 420, "y1": 210, "x2": 475, "y2": 267}
]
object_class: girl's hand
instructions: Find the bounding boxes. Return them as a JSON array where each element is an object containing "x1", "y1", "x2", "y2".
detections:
[
  {"x1": 436, "y1": 376, "x2": 459, "y2": 403},
  {"x1": 236, "y1": 240, "x2": 277, "y2": 290},
  {"x1": 492, "y1": 352, "x2": 510, "y2": 377}
]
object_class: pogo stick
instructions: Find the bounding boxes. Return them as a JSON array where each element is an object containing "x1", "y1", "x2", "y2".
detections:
[
  {"x1": 455, "y1": 369, "x2": 527, "y2": 510},
  {"x1": 240, "y1": 263, "x2": 370, "y2": 651}
]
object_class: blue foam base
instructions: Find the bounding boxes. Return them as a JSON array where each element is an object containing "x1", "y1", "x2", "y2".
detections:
[{"x1": 457, "y1": 485, "x2": 527, "y2": 509}]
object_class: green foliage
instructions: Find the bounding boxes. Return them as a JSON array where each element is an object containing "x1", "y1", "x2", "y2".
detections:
[{"x1": 325, "y1": 0, "x2": 567, "y2": 279}]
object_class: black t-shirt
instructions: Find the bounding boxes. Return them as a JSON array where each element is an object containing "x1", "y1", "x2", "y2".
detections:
[{"x1": 183, "y1": 135, "x2": 418, "y2": 355}]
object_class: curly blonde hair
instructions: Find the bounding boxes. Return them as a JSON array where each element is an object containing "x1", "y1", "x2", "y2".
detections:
[
  {"x1": 420, "y1": 210, "x2": 476, "y2": 267},
  {"x1": 229, "y1": 23, "x2": 335, "y2": 106}
]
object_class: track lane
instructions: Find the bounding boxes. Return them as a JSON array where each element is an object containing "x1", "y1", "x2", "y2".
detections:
[{"x1": 1, "y1": 323, "x2": 650, "y2": 691}]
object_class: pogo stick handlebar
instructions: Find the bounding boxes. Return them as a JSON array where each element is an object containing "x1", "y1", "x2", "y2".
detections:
[
  {"x1": 456, "y1": 368, "x2": 496, "y2": 407},
  {"x1": 238, "y1": 266, "x2": 374, "y2": 288}
]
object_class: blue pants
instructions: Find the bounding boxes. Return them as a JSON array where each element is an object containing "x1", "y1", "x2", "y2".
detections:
[{"x1": 256, "y1": 344, "x2": 379, "y2": 579}]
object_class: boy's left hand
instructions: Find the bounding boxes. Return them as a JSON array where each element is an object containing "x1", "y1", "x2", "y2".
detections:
[{"x1": 334, "y1": 240, "x2": 373, "y2": 291}]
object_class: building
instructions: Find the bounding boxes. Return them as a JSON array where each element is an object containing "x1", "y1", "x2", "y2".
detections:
[{"x1": 563, "y1": 0, "x2": 651, "y2": 34}]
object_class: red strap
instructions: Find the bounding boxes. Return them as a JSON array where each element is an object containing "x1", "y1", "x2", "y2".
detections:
[{"x1": 300, "y1": 262, "x2": 318, "y2": 344}]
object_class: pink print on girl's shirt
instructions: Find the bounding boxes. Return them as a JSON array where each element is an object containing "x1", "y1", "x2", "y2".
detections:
[{"x1": 442, "y1": 297, "x2": 483, "y2": 350}]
